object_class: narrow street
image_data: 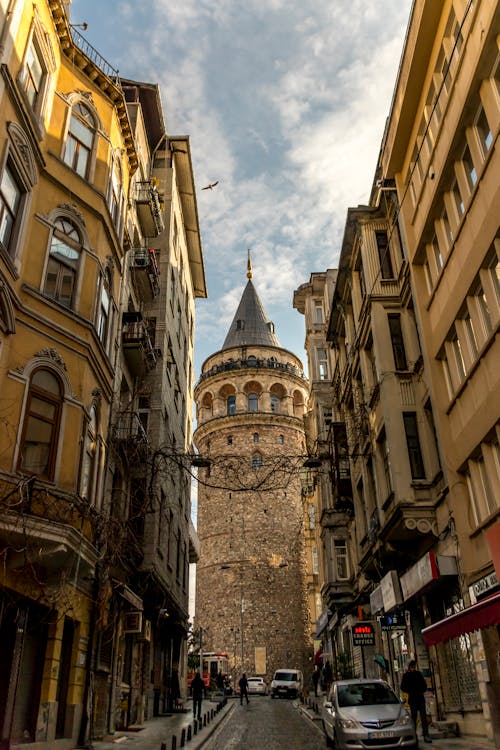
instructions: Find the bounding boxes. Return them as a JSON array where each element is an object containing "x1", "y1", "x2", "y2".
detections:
[{"x1": 202, "y1": 697, "x2": 325, "y2": 750}]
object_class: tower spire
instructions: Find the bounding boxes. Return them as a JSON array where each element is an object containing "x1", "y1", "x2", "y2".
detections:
[{"x1": 247, "y1": 249, "x2": 252, "y2": 279}]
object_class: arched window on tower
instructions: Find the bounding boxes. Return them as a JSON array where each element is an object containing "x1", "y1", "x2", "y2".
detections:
[
  {"x1": 227, "y1": 395, "x2": 236, "y2": 415},
  {"x1": 251, "y1": 452, "x2": 263, "y2": 469},
  {"x1": 253, "y1": 432, "x2": 259, "y2": 443},
  {"x1": 270, "y1": 394, "x2": 280, "y2": 413},
  {"x1": 248, "y1": 392, "x2": 258, "y2": 412}
]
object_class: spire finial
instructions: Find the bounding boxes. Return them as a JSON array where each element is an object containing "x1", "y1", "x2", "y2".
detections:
[{"x1": 247, "y1": 249, "x2": 252, "y2": 279}]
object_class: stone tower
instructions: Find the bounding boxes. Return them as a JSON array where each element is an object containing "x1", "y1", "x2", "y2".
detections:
[{"x1": 194, "y1": 258, "x2": 311, "y2": 682}]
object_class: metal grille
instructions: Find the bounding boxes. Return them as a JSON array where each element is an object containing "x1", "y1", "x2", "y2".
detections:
[{"x1": 437, "y1": 633, "x2": 481, "y2": 710}]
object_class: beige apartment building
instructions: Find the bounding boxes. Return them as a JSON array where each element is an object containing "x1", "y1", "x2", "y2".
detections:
[
  {"x1": 380, "y1": 0, "x2": 500, "y2": 744},
  {"x1": 0, "y1": 1, "x2": 204, "y2": 746}
]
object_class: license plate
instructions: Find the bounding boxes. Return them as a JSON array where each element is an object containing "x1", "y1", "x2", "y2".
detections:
[{"x1": 368, "y1": 731, "x2": 395, "y2": 739}]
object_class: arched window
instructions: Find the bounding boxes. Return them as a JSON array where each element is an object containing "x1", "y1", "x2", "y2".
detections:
[
  {"x1": 80, "y1": 406, "x2": 97, "y2": 502},
  {"x1": 227, "y1": 395, "x2": 236, "y2": 415},
  {"x1": 252, "y1": 453, "x2": 263, "y2": 469},
  {"x1": 108, "y1": 156, "x2": 123, "y2": 229},
  {"x1": 44, "y1": 217, "x2": 82, "y2": 307},
  {"x1": 253, "y1": 433, "x2": 259, "y2": 443},
  {"x1": 248, "y1": 392, "x2": 258, "y2": 412},
  {"x1": 19, "y1": 369, "x2": 62, "y2": 479},
  {"x1": 247, "y1": 355, "x2": 257, "y2": 367},
  {"x1": 278, "y1": 435, "x2": 284, "y2": 445},
  {"x1": 64, "y1": 102, "x2": 96, "y2": 178},
  {"x1": 270, "y1": 394, "x2": 280, "y2": 413}
]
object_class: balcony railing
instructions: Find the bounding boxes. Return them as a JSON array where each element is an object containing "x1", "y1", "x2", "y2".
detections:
[
  {"x1": 70, "y1": 28, "x2": 120, "y2": 81},
  {"x1": 122, "y1": 315, "x2": 159, "y2": 374},
  {"x1": 114, "y1": 411, "x2": 148, "y2": 445},
  {"x1": 130, "y1": 248, "x2": 160, "y2": 300},
  {"x1": 135, "y1": 182, "x2": 164, "y2": 237},
  {"x1": 198, "y1": 357, "x2": 307, "y2": 384}
]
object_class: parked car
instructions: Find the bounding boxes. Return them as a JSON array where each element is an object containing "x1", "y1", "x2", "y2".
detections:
[
  {"x1": 322, "y1": 678, "x2": 417, "y2": 750},
  {"x1": 247, "y1": 676, "x2": 267, "y2": 695},
  {"x1": 270, "y1": 668, "x2": 303, "y2": 699}
]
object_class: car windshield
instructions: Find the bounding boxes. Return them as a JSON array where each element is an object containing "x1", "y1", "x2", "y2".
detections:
[
  {"x1": 337, "y1": 683, "x2": 399, "y2": 707},
  {"x1": 274, "y1": 672, "x2": 297, "y2": 681}
]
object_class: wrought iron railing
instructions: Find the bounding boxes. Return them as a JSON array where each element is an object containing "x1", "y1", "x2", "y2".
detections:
[{"x1": 70, "y1": 28, "x2": 120, "y2": 82}]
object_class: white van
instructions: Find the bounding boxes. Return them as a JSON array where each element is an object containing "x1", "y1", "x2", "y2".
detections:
[{"x1": 270, "y1": 668, "x2": 303, "y2": 699}]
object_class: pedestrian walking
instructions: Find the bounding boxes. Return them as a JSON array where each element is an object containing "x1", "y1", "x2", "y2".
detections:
[
  {"x1": 239, "y1": 673, "x2": 249, "y2": 705},
  {"x1": 400, "y1": 660, "x2": 432, "y2": 743},
  {"x1": 191, "y1": 670, "x2": 204, "y2": 720},
  {"x1": 312, "y1": 665, "x2": 320, "y2": 697}
]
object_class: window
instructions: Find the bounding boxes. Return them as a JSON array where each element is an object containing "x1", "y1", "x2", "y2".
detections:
[
  {"x1": 450, "y1": 329, "x2": 466, "y2": 382},
  {"x1": 403, "y1": 412, "x2": 425, "y2": 479},
  {"x1": 487, "y1": 252, "x2": 500, "y2": 307},
  {"x1": 476, "y1": 107, "x2": 493, "y2": 157},
  {"x1": 227, "y1": 395, "x2": 236, "y2": 415},
  {"x1": 80, "y1": 406, "x2": 97, "y2": 503},
  {"x1": 19, "y1": 369, "x2": 62, "y2": 479},
  {"x1": 44, "y1": 218, "x2": 81, "y2": 307},
  {"x1": 334, "y1": 540, "x2": 349, "y2": 580},
  {"x1": 462, "y1": 145, "x2": 477, "y2": 191},
  {"x1": 64, "y1": 102, "x2": 96, "y2": 179},
  {"x1": 314, "y1": 303, "x2": 323, "y2": 324},
  {"x1": 377, "y1": 429, "x2": 392, "y2": 498},
  {"x1": 227, "y1": 435, "x2": 233, "y2": 445},
  {"x1": 108, "y1": 157, "x2": 123, "y2": 227},
  {"x1": 253, "y1": 432, "x2": 259, "y2": 443},
  {"x1": 96, "y1": 269, "x2": 111, "y2": 347},
  {"x1": 430, "y1": 233, "x2": 443, "y2": 274},
  {"x1": 451, "y1": 179, "x2": 464, "y2": 220},
  {"x1": 278, "y1": 434, "x2": 284, "y2": 445},
  {"x1": 463, "y1": 310, "x2": 478, "y2": 359},
  {"x1": 0, "y1": 164, "x2": 22, "y2": 259},
  {"x1": 388, "y1": 314, "x2": 408, "y2": 371},
  {"x1": 248, "y1": 392, "x2": 258, "y2": 412},
  {"x1": 251, "y1": 453, "x2": 263, "y2": 469},
  {"x1": 440, "y1": 206, "x2": 453, "y2": 251},
  {"x1": 270, "y1": 394, "x2": 280, "y2": 413},
  {"x1": 19, "y1": 30, "x2": 50, "y2": 118},
  {"x1": 317, "y1": 348, "x2": 328, "y2": 380},
  {"x1": 375, "y1": 230, "x2": 394, "y2": 279},
  {"x1": 311, "y1": 547, "x2": 319, "y2": 575}
]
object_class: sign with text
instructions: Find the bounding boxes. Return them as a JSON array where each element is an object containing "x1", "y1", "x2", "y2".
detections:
[
  {"x1": 352, "y1": 622, "x2": 375, "y2": 646},
  {"x1": 380, "y1": 612, "x2": 406, "y2": 631}
]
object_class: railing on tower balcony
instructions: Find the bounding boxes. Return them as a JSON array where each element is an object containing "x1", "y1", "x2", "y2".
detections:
[
  {"x1": 130, "y1": 248, "x2": 160, "y2": 301},
  {"x1": 135, "y1": 181, "x2": 164, "y2": 237},
  {"x1": 197, "y1": 357, "x2": 307, "y2": 384},
  {"x1": 122, "y1": 312, "x2": 159, "y2": 375}
]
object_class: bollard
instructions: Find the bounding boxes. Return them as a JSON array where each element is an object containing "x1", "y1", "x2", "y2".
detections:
[
  {"x1": 211, "y1": 709, "x2": 214, "y2": 720},
  {"x1": 203, "y1": 714, "x2": 207, "y2": 727},
  {"x1": 161, "y1": 743, "x2": 167, "y2": 750},
  {"x1": 187, "y1": 725, "x2": 192, "y2": 742},
  {"x1": 180, "y1": 728, "x2": 185, "y2": 747},
  {"x1": 171, "y1": 736, "x2": 177, "y2": 750},
  {"x1": 193, "y1": 720, "x2": 197, "y2": 735}
]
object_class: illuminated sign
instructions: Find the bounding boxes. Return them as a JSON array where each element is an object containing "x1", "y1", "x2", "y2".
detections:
[
  {"x1": 380, "y1": 612, "x2": 405, "y2": 631},
  {"x1": 352, "y1": 622, "x2": 375, "y2": 646}
]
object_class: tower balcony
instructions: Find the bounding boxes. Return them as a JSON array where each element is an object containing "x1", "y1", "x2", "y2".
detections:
[
  {"x1": 130, "y1": 247, "x2": 160, "y2": 301},
  {"x1": 122, "y1": 312, "x2": 159, "y2": 375},
  {"x1": 135, "y1": 181, "x2": 164, "y2": 237}
]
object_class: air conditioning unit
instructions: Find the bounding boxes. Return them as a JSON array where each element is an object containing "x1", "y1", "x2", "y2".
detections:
[
  {"x1": 139, "y1": 619, "x2": 152, "y2": 642},
  {"x1": 124, "y1": 611, "x2": 143, "y2": 634}
]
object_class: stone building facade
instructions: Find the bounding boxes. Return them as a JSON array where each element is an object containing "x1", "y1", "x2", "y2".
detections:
[{"x1": 194, "y1": 266, "x2": 311, "y2": 683}]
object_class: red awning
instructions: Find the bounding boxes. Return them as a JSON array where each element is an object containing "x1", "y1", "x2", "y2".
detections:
[{"x1": 422, "y1": 592, "x2": 500, "y2": 647}]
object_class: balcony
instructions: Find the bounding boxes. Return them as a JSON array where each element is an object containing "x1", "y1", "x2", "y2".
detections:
[
  {"x1": 135, "y1": 181, "x2": 164, "y2": 237},
  {"x1": 130, "y1": 248, "x2": 160, "y2": 301},
  {"x1": 114, "y1": 411, "x2": 149, "y2": 458},
  {"x1": 321, "y1": 579, "x2": 355, "y2": 611},
  {"x1": 122, "y1": 312, "x2": 159, "y2": 375}
]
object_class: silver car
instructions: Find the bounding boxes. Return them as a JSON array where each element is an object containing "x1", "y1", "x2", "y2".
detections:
[{"x1": 322, "y1": 678, "x2": 418, "y2": 750}]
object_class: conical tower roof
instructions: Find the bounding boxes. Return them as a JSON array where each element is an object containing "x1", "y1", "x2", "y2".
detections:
[{"x1": 222, "y1": 255, "x2": 281, "y2": 350}]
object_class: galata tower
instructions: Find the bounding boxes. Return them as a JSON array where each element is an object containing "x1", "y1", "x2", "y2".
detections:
[{"x1": 194, "y1": 258, "x2": 310, "y2": 682}]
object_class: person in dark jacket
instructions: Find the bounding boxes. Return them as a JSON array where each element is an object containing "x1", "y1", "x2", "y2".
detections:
[
  {"x1": 400, "y1": 660, "x2": 432, "y2": 743},
  {"x1": 239, "y1": 673, "x2": 249, "y2": 705},
  {"x1": 191, "y1": 670, "x2": 204, "y2": 720}
]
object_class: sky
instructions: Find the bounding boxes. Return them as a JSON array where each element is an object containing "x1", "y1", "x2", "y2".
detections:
[{"x1": 70, "y1": 0, "x2": 413, "y2": 376}]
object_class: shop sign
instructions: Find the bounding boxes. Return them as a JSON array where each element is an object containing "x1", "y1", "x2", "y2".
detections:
[
  {"x1": 381, "y1": 570, "x2": 403, "y2": 610},
  {"x1": 470, "y1": 572, "x2": 498, "y2": 604},
  {"x1": 401, "y1": 553, "x2": 458, "y2": 600},
  {"x1": 352, "y1": 622, "x2": 376, "y2": 646},
  {"x1": 379, "y1": 610, "x2": 406, "y2": 631},
  {"x1": 370, "y1": 584, "x2": 384, "y2": 614}
]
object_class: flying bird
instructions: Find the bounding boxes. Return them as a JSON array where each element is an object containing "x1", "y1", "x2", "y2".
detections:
[{"x1": 201, "y1": 181, "x2": 219, "y2": 190}]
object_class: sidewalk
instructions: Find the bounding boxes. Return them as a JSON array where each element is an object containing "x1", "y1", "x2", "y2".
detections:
[
  {"x1": 87, "y1": 695, "x2": 235, "y2": 750},
  {"x1": 298, "y1": 697, "x2": 497, "y2": 750}
]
